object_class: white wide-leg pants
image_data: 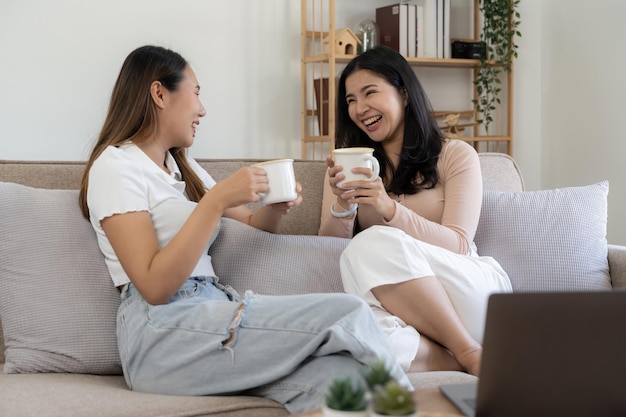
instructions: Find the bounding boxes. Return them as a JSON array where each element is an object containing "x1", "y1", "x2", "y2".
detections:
[{"x1": 340, "y1": 226, "x2": 512, "y2": 370}]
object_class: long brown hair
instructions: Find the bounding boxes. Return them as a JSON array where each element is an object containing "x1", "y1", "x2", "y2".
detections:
[{"x1": 79, "y1": 45, "x2": 206, "y2": 219}]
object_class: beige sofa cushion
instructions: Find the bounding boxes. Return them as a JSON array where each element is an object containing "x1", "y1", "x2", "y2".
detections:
[
  {"x1": 0, "y1": 364, "x2": 287, "y2": 417},
  {"x1": 0, "y1": 182, "x2": 121, "y2": 374},
  {"x1": 210, "y1": 218, "x2": 348, "y2": 295},
  {"x1": 475, "y1": 182, "x2": 611, "y2": 291},
  {"x1": 196, "y1": 159, "x2": 328, "y2": 236}
]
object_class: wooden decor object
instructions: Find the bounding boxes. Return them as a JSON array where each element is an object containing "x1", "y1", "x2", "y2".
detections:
[{"x1": 323, "y1": 28, "x2": 361, "y2": 55}]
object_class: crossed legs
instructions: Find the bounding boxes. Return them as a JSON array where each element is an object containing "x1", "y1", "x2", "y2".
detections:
[
  {"x1": 338, "y1": 226, "x2": 510, "y2": 377},
  {"x1": 372, "y1": 276, "x2": 482, "y2": 376}
]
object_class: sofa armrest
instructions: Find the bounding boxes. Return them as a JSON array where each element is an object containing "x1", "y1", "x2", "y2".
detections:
[{"x1": 608, "y1": 244, "x2": 626, "y2": 289}]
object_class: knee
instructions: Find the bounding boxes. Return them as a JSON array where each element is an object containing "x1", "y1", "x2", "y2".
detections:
[{"x1": 267, "y1": 354, "x2": 367, "y2": 414}]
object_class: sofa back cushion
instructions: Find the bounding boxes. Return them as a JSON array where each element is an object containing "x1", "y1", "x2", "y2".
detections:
[
  {"x1": 477, "y1": 152, "x2": 524, "y2": 192},
  {"x1": 475, "y1": 182, "x2": 611, "y2": 291},
  {"x1": 0, "y1": 160, "x2": 84, "y2": 190},
  {"x1": 210, "y1": 218, "x2": 348, "y2": 295},
  {"x1": 0, "y1": 182, "x2": 121, "y2": 374},
  {"x1": 196, "y1": 159, "x2": 329, "y2": 236}
]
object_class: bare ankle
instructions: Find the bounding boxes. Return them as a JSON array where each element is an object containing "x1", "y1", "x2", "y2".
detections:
[
  {"x1": 455, "y1": 345, "x2": 482, "y2": 376},
  {"x1": 409, "y1": 337, "x2": 462, "y2": 373}
]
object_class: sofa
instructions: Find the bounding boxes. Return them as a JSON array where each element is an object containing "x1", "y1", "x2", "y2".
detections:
[{"x1": 1, "y1": 152, "x2": 625, "y2": 417}]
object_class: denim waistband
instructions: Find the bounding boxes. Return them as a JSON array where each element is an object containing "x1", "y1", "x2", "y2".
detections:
[{"x1": 120, "y1": 276, "x2": 242, "y2": 303}]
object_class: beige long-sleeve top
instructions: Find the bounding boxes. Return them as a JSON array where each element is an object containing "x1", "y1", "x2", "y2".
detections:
[{"x1": 318, "y1": 139, "x2": 482, "y2": 256}]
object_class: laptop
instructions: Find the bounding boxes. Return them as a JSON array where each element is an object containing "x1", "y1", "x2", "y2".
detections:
[{"x1": 439, "y1": 291, "x2": 626, "y2": 417}]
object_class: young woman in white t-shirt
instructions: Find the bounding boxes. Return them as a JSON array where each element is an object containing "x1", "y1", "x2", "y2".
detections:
[{"x1": 78, "y1": 45, "x2": 409, "y2": 414}]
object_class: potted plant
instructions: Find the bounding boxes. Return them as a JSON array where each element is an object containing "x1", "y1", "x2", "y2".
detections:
[
  {"x1": 473, "y1": 0, "x2": 522, "y2": 133},
  {"x1": 364, "y1": 360, "x2": 393, "y2": 391},
  {"x1": 370, "y1": 380, "x2": 417, "y2": 417},
  {"x1": 323, "y1": 377, "x2": 368, "y2": 417}
]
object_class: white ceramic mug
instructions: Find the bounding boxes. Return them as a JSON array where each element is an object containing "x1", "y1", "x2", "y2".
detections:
[
  {"x1": 332, "y1": 147, "x2": 380, "y2": 189},
  {"x1": 253, "y1": 158, "x2": 298, "y2": 205}
]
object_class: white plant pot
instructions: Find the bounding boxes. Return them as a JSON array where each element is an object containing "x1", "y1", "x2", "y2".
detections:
[
  {"x1": 322, "y1": 406, "x2": 368, "y2": 417},
  {"x1": 369, "y1": 412, "x2": 417, "y2": 417}
]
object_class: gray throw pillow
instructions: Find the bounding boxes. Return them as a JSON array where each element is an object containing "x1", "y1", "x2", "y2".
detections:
[
  {"x1": 474, "y1": 181, "x2": 611, "y2": 292},
  {"x1": 209, "y1": 217, "x2": 349, "y2": 295},
  {"x1": 0, "y1": 182, "x2": 121, "y2": 374}
]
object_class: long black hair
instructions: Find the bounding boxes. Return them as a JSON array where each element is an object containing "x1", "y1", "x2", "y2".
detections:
[{"x1": 335, "y1": 45, "x2": 444, "y2": 195}]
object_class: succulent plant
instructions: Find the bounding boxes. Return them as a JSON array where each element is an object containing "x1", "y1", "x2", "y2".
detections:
[
  {"x1": 371, "y1": 380, "x2": 416, "y2": 416},
  {"x1": 364, "y1": 360, "x2": 393, "y2": 390},
  {"x1": 324, "y1": 377, "x2": 368, "y2": 412}
]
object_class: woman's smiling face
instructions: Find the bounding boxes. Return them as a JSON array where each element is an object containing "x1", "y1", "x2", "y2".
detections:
[
  {"x1": 158, "y1": 65, "x2": 206, "y2": 149},
  {"x1": 345, "y1": 69, "x2": 407, "y2": 147}
]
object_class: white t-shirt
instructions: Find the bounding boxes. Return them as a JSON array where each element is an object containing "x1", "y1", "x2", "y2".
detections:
[{"x1": 87, "y1": 143, "x2": 219, "y2": 287}]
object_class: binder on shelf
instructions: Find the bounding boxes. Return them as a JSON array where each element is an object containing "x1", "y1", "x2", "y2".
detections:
[
  {"x1": 415, "y1": 0, "x2": 447, "y2": 58},
  {"x1": 416, "y1": 3, "x2": 424, "y2": 57},
  {"x1": 407, "y1": 3, "x2": 417, "y2": 57},
  {"x1": 436, "y1": 0, "x2": 444, "y2": 58},
  {"x1": 421, "y1": 0, "x2": 438, "y2": 58},
  {"x1": 376, "y1": 3, "x2": 409, "y2": 57},
  {"x1": 443, "y1": 0, "x2": 451, "y2": 58}
]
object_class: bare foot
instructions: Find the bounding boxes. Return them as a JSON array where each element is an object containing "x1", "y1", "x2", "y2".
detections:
[
  {"x1": 409, "y1": 336, "x2": 462, "y2": 373},
  {"x1": 455, "y1": 345, "x2": 482, "y2": 376}
]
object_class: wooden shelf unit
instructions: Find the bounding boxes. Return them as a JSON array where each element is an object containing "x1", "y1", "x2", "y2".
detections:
[{"x1": 300, "y1": 0, "x2": 514, "y2": 159}]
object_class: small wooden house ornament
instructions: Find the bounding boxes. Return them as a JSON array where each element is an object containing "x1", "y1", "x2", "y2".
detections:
[
  {"x1": 324, "y1": 28, "x2": 361, "y2": 55},
  {"x1": 442, "y1": 113, "x2": 465, "y2": 139}
]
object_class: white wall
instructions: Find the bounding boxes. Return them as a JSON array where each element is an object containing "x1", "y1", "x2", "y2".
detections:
[
  {"x1": 512, "y1": 0, "x2": 542, "y2": 191},
  {"x1": 1, "y1": 0, "x2": 625, "y2": 244},
  {"x1": 539, "y1": 0, "x2": 626, "y2": 244},
  {"x1": 0, "y1": 0, "x2": 302, "y2": 160}
]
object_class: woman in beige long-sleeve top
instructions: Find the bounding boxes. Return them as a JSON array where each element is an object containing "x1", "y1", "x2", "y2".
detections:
[{"x1": 318, "y1": 46, "x2": 512, "y2": 377}]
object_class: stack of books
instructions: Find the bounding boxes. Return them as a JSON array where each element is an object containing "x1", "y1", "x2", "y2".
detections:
[{"x1": 376, "y1": 0, "x2": 451, "y2": 59}]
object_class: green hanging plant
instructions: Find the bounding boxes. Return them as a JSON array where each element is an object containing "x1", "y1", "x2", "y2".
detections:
[{"x1": 472, "y1": 0, "x2": 521, "y2": 133}]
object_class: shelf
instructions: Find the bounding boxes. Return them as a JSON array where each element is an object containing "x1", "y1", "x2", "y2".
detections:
[
  {"x1": 300, "y1": 0, "x2": 514, "y2": 159},
  {"x1": 405, "y1": 57, "x2": 482, "y2": 67},
  {"x1": 338, "y1": 56, "x2": 484, "y2": 68},
  {"x1": 306, "y1": 54, "x2": 487, "y2": 68}
]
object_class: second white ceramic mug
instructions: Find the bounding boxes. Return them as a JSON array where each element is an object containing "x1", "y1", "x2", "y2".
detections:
[
  {"x1": 332, "y1": 147, "x2": 380, "y2": 189},
  {"x1": 253, "y1": 158, "x2": 298, "y2": 205}
]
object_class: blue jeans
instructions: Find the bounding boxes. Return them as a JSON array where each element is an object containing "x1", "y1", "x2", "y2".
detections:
[{"x1": 118, "y1": 277, "x2": 409, "y2": 414}]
